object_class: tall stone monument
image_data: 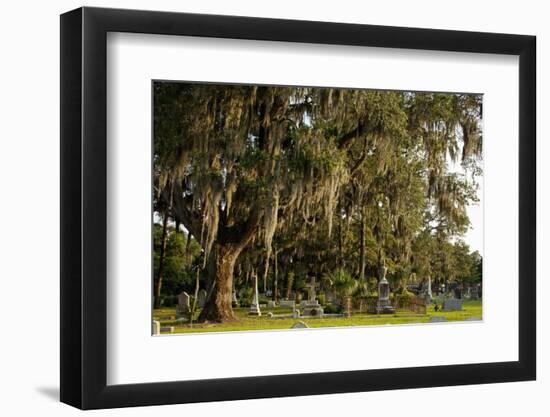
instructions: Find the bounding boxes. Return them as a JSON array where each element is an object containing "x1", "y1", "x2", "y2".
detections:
[
  {"x1": 301, "y1": 275, "x2": 324, "y2": 317},
  {"x1": 249, "y1": 273, "x2": 261, "y2": 316},
  {"x1": 420, "y1": 276, "x2": 433, "y2": 303},
  {"x1": 377, "y1": 259, "x2": 395, "y2": 314}
]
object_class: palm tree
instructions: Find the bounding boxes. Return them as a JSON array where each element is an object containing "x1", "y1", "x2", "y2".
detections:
[{"x1": 327, "y1": 269, "x2": 357, "y2": 317}]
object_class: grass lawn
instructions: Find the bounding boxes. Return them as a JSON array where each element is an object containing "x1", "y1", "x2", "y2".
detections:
[{"x1": 153, "y1": 300, "x2": 482, "y2": 334}]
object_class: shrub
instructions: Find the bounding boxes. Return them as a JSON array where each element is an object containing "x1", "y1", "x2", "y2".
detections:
[
  {"x1": 317, "y1": 293, "x2": 326, "y2": 306},
  {"x1": 238, "y1": 286, "x2": 253, "y2": 306},
  {"x1": 323, "y1": 304, "x2": 342, "y2": 314}
]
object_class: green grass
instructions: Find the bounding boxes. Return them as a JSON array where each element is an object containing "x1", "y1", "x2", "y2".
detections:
[{"x1": 153, "y1": 300, "x2": 482, "y2": 334}]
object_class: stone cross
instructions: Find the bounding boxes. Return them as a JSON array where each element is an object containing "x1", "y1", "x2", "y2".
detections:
[{"x1": 305, "y1": 275, "x2": 319, "y2": 302}]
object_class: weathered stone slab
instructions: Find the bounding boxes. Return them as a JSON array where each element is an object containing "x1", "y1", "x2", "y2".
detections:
[
  {"x1": 197, "y1": 289, "x2": 207, "y2": 308},
  {"x1": 443, "y1": 298, "x2": 463, "y2": 312},
  {"x1": 291, "y1": 321, "x2": 309, "y2": 329},
  {"x1": 160, "y1": 326, "x2": 175, "y2": 333},
  {"x1": 302, "y1": 301, "x2": 324, "y2": 317},
  {"x1": 178, "y1": 291, "x2": 190, "y2": 309}
]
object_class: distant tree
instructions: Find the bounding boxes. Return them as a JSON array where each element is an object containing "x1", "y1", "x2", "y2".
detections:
[{"x1": 153, "y1": 223, "x2": 201, "y2": 304}]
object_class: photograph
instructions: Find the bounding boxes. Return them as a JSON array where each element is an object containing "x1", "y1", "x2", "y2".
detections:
[
  {"x1": 152, "y1": 81, "x2": 483, "y2": 334},
  {"x1": 0, "y1": 0, "x2": 543, "y2": 414}
]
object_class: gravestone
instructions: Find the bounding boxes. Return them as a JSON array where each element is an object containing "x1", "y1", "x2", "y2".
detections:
[
  {"x1": 267, "y1": 300, "x2": 276, "y2": 308},
  {"x1": 377, "y1": 260, "x2": 395, "y2": 314},
  {"x1": 249, "y1": 273, "x2": 261, "y2": 316},
  {"x1": 292, "y1": 308, "x2": 301, "y2": 318},
  {"x1": 178, "y1": 291, "x2": 190, "y2": 310},
  {"x1": 175, "y1": 291, "x2": 191, "y2": 318},
  {"x1": 267, "y1": 312, "x2": 274, "y2": 318},
  {"x1": 429, "y1": 316, "x2": 446, "y2": 323},
  {"x1": 443, "y1": 298, "x2": 463, "y2": 312},
  {"x1": 301, "y1": 275, "x2": 324, "y2": 317},
  {"x1": 152, "y1": 320, "x2": 160, "y2": 335},
  {"x1": 419, "y1": 276, "x2": 433, "y2": 303},
  {"x1": 291, "y1": 321, "x2": 309, "y2": 329},
  {"x1": 160, "y1": 326, "x2": 175, "y2": 333},
  {"x1": 197, "y1": 289, "x2": 207, "y2": 308},
  {"x1": 232, "y1": 290, "x2": 239, "y2": 307}
]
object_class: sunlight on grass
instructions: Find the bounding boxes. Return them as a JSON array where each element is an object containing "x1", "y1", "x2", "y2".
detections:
[{"x1": 153, "y1": 300, "x2": 482, "y2": 334}]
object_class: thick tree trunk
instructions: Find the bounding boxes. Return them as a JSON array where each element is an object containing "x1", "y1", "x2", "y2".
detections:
[
  {"x1": 153, "y1": 211, "x2": 169, "y2": 309},
  {"x1": 198, "y1": 244, "x2": 241, "y2": 322}
]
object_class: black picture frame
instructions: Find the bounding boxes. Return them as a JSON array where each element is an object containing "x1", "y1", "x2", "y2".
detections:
[{"x1": 60, "y1": 6, "x2": 536, "y2": 410}]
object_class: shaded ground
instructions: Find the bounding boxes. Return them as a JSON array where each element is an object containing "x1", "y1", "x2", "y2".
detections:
[{"x1": 153, "y1": 300, "x2": 482, "y2": 334}]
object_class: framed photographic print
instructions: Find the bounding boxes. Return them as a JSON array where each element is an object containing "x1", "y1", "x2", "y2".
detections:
[{"x1": 60, "y1": 6, "x2": 536, "y2": 410}]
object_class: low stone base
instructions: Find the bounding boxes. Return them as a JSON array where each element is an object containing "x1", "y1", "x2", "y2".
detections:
[
  {"x1": 248, "y1": 304, "x2": 261, "y2": 316},
  {"x1": 160, "y1": 326, "x2": 174, "y2": 333},
  {"x1": 302, "y1": 301, "x2": 324, "y2": 318},
  {"x1": 376, "y1": 300, "x2": 395, "y2": 314},
  {"x1": 376, "y1": 306, "x2": 396, "y2": 314}
]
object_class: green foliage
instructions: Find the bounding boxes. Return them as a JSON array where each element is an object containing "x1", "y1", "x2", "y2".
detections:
[
  {"x1": 238, "y1": 286, "x2": 254, "y2": 307},
  {"x1": 153, "y1": 223, "x2": 202, "y2": 296},
  {"x1": 326, "y1": 269, "x2": 357, "y2": 298},
  {"x1": 317, "y1": 293, "x2": 326, "y2": 306},
  {"x1": 323, "y1": 304, "x2": 341, "y2": 314}
]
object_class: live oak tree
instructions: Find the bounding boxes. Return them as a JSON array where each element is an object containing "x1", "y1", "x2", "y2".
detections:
[{"x1": 153, "y1": 83, "x2": 482, "y2": 322}]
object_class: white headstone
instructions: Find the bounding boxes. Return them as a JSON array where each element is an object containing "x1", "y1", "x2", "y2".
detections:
[
  {"x1": 249, "y1": 273, "x2": 261, "y2": 316},
  {"x1": 178, "y1": 291, "x2": 190, "y2": 309},
  {"x1": 152, "y1": 320, "x2": 160, "y2": 335}
]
